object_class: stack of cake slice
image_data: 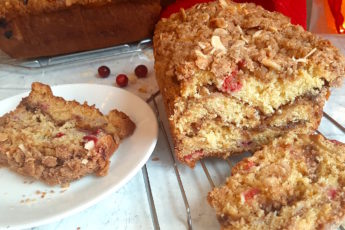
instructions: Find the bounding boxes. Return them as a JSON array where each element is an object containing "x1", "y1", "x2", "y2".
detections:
[{"x1": 154, "y1": 0, "x2": 345, "y2": 167}]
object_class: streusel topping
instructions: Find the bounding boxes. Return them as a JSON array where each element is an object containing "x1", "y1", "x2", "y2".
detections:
[{"x1": 154, "y1": 0, "x2": 345, "y2": 85}]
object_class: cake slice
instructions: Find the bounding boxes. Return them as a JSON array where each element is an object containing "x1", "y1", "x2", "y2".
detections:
[
  {"x1": 0, "y1": 82, "x2": 135, "y2": 185},
  {"x1": 208, "y1": 134, "x2": 345, "y2": 230},
  {"x1": 153, "y1": 0, "x2": 345, "y2": 167}
]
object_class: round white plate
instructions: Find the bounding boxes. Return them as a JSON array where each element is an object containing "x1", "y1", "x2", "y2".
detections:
[{"x1": 0, "y1": 84, "x2": 158, "y2": 229}]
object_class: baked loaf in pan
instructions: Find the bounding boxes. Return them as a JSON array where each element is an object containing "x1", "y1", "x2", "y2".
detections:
[
  {"x1": 0, "y1": 82, "x2": 135, "y2": 185},
  {"x1": 208, "y1": 134, "x2": 345, "y2": 230},
  {"x1": 153, "y1": 0, "x2": 345, "y2": 167},
  {"x1": 0, "y1": 0, "x2": 161, "y2": 59}
]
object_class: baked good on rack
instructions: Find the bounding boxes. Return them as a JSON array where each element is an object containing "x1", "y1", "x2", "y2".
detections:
[
  {"x1": 0, "y1": 0, "x2": 161, "y2": 59},
  {"x1": 208, "y1": 134, "x2": 345, "y2": 230},
  {"x1": 153, "y1": 0, "x2": 345, "y2": 167},
  {"x1": 0, "y1": 82, "x2": 135, "y2": 185}
]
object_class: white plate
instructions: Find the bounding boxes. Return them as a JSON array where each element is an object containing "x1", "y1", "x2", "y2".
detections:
[{"x1": 0, "y1": 84, "x2": 158, "y2": 229}]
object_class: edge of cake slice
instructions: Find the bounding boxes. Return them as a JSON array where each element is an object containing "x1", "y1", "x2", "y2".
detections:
[
  {"x1": 0, "y1": 82, "x2": 135, "y2": 185},
  {"x1": 153, "y1": 0, "x2": 345, "y2": 167},
  {"x1": 208, "y1": 134, "x2": 345, "y2": 230}
]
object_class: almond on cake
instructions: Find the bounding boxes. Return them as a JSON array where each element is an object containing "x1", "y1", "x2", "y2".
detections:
[
  {"x1": 208, "y1": 134, "x2": 345, "y2": 230},
  {"x1": 153, "y1": 0, "x2": 345, "y2": 167},
  {"x1": 0, "y1": 82, "x2": 135, "y2": 185}
]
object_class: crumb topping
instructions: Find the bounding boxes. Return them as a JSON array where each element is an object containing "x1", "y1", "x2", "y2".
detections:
[
  {"x1": 154, "y1": 0, "x2": 345, "y2": 88},
  {"x1": 208, "y1": 134, "x2": 345, "y2": 229}
]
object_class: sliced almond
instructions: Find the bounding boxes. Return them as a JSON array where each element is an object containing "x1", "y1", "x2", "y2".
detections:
[
  {"x1": 198, "y1": 42, "x2": 207, "y2": 49},
  {"x1": 261, "y1": 58, "x2": 281, "y2": 71},
  {"x1": 195, "y1": 50, "x2": 211, "y2": 69},
  {"x1": 213, "y1": 28, "x2": 229, "y2": 36},
  {"x1": 18, "y1": 143, "x2": 26, "y2": 152},
  {"x1": 211, "y1": 35, "x2": 227, "y2": 52},
  {"x1": 219, "y1": 0, "x2": 228, "y2": 8},
  {"x1": 0, "y1": 133, "x2": 8, "y2": 142},
  {"x1": 180, "y1": 8, "x2": 187, "y2": 21},
  {"x1": 210, "y1": 18, "x2": 227, "y2": 28}
]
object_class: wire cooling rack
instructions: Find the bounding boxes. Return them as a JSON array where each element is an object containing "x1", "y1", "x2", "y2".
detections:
[{"x1": 142, "y1": 91, "x2": 345, "y2": 230}]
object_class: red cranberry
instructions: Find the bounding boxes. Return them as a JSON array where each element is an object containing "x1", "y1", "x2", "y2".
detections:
[
  {"x1": 243, "y1": 161, "x2": 255, "y2": 170},
  {"x1": 83, "y1": 135, "x2": 98, "y2": 143},
  {"x1": 328, "y1": 188, "x2": 337, "y2": 200},
  {"x1": 134, "y1": 65, "x2": 148, "y2": 78},
  {"x1": 237, "y1": 59, "x2": 246, "y2": 70},
  {"x1": 98, "y1": 66, "x2": 110, "y2": 78},
  {"x1": 116, "y1": 74, "x2": 128, "y2": 87},
  {"x1": 330, "y1": 139, "x2": 341, "y2": 145},
  {"x1": 222, "y1": 71, "x2": 242, "y2": 93},
  {"x1": 55, "y1": 132, "x2": 65, "y2": 138},
  {"x1": 243, "y1": 188, "x2": 260, "y2": 202},
  {"x1": 91, "y1": 129, "x2": 102, "y2": 135}
]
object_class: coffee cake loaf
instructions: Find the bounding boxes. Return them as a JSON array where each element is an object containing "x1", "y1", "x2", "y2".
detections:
[
  {"x1": 0, "y1": 0, "x2": 161, "y2": 58},
  {"x1": 153, "y1": 0, "x2": 345, "y2": 167},
  {"x1": 0, "y1": 82, "x2": 135, "y2": 185},
  {"x1": 208, "y1": 134, "x2": 345, "y2": 230}
]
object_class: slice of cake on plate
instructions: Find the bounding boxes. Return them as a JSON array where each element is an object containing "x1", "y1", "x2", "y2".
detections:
[
  {"x1": 153, "y1": 0, "x2": 345, "y2": 166},
  {"x1": 208, "y1": 134, "x2": 345, "y2": 230},
  {"x1": 0, "y1": 82, "x2": 135, "y2": 185}
]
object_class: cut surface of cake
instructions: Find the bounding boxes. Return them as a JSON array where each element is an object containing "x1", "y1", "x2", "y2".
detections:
[
  {"x1": 0, "y1": 82, "x2": 135, "y2": 185},
  {"x1": 153, "y1": 0, "x2": 345, "y2": 166},
  {"x1": 208, "y1": 134, "x2": 345, "y2": 230}
]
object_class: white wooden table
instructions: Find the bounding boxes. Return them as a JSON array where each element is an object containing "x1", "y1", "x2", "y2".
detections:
[{"x1": 0, "y1": 35, "x2": 344, "y2": 230}]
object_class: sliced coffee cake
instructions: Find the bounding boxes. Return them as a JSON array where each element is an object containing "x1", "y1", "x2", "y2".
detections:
[
  {"x1": 0, "y1": 82, "x2": 135, "y2": 185},
  {"x1": 208, "y1": 134, "x2": 345, "y2": 230},
  {"x1": 153, "y1": 0, "x2": 345, "y2": 166}
]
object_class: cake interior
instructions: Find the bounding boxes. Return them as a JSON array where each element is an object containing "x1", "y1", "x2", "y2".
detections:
[{"x1": 171, "y1": 69, "x2": 328, "y2": 165}]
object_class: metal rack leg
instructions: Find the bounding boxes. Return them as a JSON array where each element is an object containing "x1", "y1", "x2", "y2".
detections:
[
  {"x1": 142, "y1": 165, "x2": 160, "y2": 230},
  {"x1": 200, "y1": 160, "x2": 215, "y2": 188},
  {"x1": 323, "y1": 112, "x2": 345, "y2": 133}
]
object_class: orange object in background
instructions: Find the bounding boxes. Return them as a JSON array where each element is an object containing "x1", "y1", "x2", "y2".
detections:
[{"x1": 326, "y1": 0, "x2": 345, "y2": 33}]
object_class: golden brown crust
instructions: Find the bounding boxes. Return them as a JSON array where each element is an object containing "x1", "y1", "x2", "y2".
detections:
[
  {"x1": 208, "y1": 134, "x2": 345, "y2": 230},
  {"x1": 0, "y1": 0, "x2": 155, "y2": 18},
  {"x1": 0, "y1": 0, "x2": 161, "y2": 58},
  {"x1": 105, "y1": 109, "x2": 136, "y2": 140},
  {"x1": 0, "y1": 82, "x2": 135, "y2": 185}
]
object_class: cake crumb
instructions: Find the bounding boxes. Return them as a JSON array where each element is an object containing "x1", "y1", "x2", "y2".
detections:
[
  {"x1": 152, "y1": 157, "x2": 160, "y2": 161},
  {"x1": 138, "y1": 86, "x2": 148, "y2": 94},
  {"x1": 35, "y1": 190, "x2": 41, "y2": 195},
  {"x1": 41, "y1": 192, "x2": 47, "y2": 199},
  {"x1": 128, "y1": 74, "x2": 137, "y2": 84}
]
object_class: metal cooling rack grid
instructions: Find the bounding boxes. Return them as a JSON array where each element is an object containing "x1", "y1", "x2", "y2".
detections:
[{"x1": 142, "y1": 91, "x2": 345, "y2": 230}]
